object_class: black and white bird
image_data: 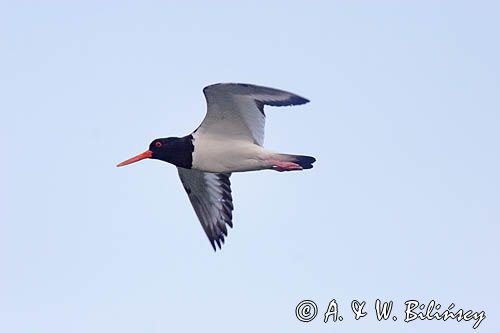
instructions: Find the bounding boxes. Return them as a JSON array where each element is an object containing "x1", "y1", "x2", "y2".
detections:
[{"x1": 117, "y1": 83, "x2": 316, "y2": 250}]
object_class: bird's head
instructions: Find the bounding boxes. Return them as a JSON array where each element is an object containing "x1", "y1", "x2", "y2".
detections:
[{"x1": 116, "y1": 138, "x2": 171, "y2": 167}]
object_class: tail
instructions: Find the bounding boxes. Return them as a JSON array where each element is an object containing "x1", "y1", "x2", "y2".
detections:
[{"x1": 275, "y1": 154, "x2": 316, "y2": 170}]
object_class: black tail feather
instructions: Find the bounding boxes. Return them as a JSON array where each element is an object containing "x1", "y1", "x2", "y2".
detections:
[
  {"x1": 275, "y1": 154, "x2": 316, "y2": 169},
  {"x1": 293, "y1": 155, "x2": 316, "y2": 169},
  {"x1": 273, "y1": 153, "x2": 317, "y2": 170}
]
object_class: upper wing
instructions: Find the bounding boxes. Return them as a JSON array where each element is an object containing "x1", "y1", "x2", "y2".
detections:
[
  {"x1": 177, "y1": 167, "x2": 233, "y2": 250},
  {"x1": 199, "y1": 83, "x2": 309, "y2": 146}
]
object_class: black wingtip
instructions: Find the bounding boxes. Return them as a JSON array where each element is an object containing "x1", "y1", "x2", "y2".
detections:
[
  {"x1": 293, "y1": 96, "x2": 310, "y2": 105},
  {"x1": 264, "y1": 95, "x2": 310, "y2": 107}
]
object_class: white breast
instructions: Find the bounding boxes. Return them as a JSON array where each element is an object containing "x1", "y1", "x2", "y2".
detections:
[{"x1": 191, "y1": 131, "x2": 271, "y2": 173}]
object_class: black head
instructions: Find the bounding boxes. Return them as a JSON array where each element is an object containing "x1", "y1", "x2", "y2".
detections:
[
  {"x1": 117, "y1": 136, "x2": 194, "y2": 169},
  {"x1": 148, "y1": 138, "x2": 172, "y2": 161}
]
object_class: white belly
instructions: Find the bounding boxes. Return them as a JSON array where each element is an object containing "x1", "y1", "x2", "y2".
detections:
[{"x1": 192, "y1": 135, "x2": 271, "y2": 173}]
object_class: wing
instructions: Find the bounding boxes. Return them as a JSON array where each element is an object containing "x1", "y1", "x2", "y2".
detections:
[
  {"x1": 199, "y1": 83, "x2": 309, "y2": 146},
  {"x1": 177, "y1": 167, "x2": 234, "y2": 251}
]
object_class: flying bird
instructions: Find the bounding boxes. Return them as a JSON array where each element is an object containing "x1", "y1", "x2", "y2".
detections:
[{"x1": 117, "y1": 83, "x2": 316, "y2": 250}]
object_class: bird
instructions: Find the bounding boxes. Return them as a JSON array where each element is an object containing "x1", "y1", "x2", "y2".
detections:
[{"x1": 117, "y1": 83, "x2": 316, "y2": 250}]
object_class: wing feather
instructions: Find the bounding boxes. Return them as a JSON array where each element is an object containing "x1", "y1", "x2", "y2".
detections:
[
  {"x1": 199, "y1": 83, "x2": 309, "y2": 146},
  {"x1": 177, "y1": 168, "x2": 234, "y2": 250}
]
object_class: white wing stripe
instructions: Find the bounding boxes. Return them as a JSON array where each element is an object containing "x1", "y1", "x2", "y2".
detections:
[
  {"x1": 200, "y1": 83, "x2": 309, "y2": 146},
  {"x1": 177, "y1": 168, "x2": 233, "y2": 250}
]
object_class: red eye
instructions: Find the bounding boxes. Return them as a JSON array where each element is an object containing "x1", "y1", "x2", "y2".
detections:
[{"x1": 155, "y1": 141, "x2": 162, "y2": 148}]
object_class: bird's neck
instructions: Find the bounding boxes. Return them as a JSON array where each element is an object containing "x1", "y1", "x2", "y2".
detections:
[{"x1": 161, "y1": 135, "x2": 194, "y2": 169}]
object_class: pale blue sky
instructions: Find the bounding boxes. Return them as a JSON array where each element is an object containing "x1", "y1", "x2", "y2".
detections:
[{"x1": 1, "y1": 1, "x2": 499, "y2": 332}]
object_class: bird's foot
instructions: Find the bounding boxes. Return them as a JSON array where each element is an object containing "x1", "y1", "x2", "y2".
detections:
[{"x1": 271, "y1": 161, "x2": 303, "y2": 172}]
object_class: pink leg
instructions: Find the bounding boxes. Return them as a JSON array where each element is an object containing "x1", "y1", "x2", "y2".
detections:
[{"x1": 268, "y1": 159, "x2": 303, "y2": 172}]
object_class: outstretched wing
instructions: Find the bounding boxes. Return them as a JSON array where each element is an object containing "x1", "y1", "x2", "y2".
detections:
[
  {"x1": 177, "y1": 167, "x2": 233, "y2": 250},
  {"x1": 199, "y1": 83, "x2": 309, "y2": 146}
]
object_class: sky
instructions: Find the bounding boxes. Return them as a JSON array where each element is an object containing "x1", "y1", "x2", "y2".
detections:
[{"x1": 1, "y1": 1, "x2": 499, "y2": 332}]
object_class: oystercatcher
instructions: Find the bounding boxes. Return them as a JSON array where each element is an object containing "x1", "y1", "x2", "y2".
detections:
[{"x1": 117, "y1": 83, "x2": 316, "y2": 250}]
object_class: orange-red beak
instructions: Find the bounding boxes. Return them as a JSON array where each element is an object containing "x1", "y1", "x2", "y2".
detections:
[{"x1": 116, "y1": 150, "x2": 153, "y2": 167}]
